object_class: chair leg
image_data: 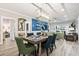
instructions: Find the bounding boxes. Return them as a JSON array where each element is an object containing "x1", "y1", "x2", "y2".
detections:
[
  {"x1": 52, "y1": 47, "x2": 53, "y2": 51},
  {"x1": 50, "y1": 47, "x2": 52, "y2": 53},
  {"x1": 18, "y1": 53, "x2": 20, "y2": 56},
  {"x1": 51, "y1": 45, "x2": 53, "y2": 51},
  {"x1": 51, "y1": 46, "x2": 53, "y2": 51},
  {"x1": 34, "y1": 50, "x2": 37, "y2": 56},
  {"x1": 54, "y1": 44, "x2": 56, "y2": 49},
  {"x1": 46, "y1": 49, "x2": 48, "y2": 56},
  {"x1": 23, "y1": 54, "x2": 25, "y2": 56}
]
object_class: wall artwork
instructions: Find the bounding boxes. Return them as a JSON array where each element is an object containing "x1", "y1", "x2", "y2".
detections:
[
  {"x1": 18, "y1": 18, "x2": 26, "y2": 31},
  {"x1": 32, "y1": 18, "x2": 48, "y2": 31}
]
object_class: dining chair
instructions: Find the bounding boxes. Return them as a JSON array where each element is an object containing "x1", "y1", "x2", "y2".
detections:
[
  {"x1": 15, "y1": 37, "x2": 36, "y2": 56},
  {"x1": 37, "y1": 32, "x2": 41, "y2": 35},
  {"x1": 27, "y1": 33, "x2": 34, "y2": 37},
  {"x1": 51, "y1": 34, "x2": 57, "y2": 51},
  {"x1": 44, "y1": 36, "x2": 53, "y2": 56}
]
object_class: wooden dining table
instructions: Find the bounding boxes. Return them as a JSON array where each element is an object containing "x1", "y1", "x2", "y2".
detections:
[{"x1": 23, "y1": 35, "x2": 48, "y2": 56}]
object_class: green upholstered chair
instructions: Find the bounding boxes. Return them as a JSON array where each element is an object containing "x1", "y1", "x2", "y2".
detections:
[
  {"x1": 15, "y1": 37, "x2": 36, "y2": 56},
  {"x1": 47, "y1": 32, "x2": 53, "y2": 36},
  {"x1": 56, "y1": 32, "x2": 64, "y2": 40}
]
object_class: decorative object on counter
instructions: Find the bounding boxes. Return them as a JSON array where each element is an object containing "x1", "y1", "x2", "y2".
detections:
[
  {"x1": 70, "y1": 21, "x2": 76, "y2": 30},
  {"x1": 3, "y1": 31, "x2": 10, "y2": 38},
  {"x1": 18, "y1": 31, "x2": 25, "y2": 38},
  {"x1": 3, "y1": 31, "x2": 10, "y2": 41}
]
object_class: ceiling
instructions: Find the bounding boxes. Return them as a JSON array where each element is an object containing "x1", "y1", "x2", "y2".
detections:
[{"x1": 0, "y1": 3, "x2": 79, "y2": 23}]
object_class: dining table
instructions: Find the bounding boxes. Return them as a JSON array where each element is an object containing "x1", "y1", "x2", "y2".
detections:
[{"x1": 23, "y1": 35, "x2": 48, "y2": 56}]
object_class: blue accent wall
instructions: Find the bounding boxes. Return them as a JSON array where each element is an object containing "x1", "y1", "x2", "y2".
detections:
[{"x1": 32, "y1": 19, "x2": 48, "y2": 31}]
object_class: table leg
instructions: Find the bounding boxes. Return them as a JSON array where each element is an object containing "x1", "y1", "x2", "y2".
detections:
[
  {"x1": 35, "y1": 44, "x2": 38, "y2": 55},
  {"x1": 39, "y1": 42, "x2": 41, "y2": 56}
]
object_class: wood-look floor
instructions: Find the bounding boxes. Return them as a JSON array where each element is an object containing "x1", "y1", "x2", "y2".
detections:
[
  {"x1": 0, "y1": 39, "x2": 79, "y2": 56},
  {"x1": 50, "y1": 39, "x2": 79, "y2": 56},
  {"x1": 0, "y1": 40, "x2": 18, "y2": 56}
]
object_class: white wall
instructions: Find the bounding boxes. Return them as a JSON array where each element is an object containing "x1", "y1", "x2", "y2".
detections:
[{"x1": 49, "y1": 21, "x2": 71, "y2": 33}]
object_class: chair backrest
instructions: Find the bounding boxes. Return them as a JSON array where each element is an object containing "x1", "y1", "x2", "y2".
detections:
[
  {"x1": 15, "y1": 37, "x2": 26, "y2": 54},
  {"x1": 37, "y1": 32, "x2": 41, "y2": 35},
  {"x1": 64, "y1": 31, "x2": 66, "y2": 39},
  {"x1": 45, "y1": 36, "x2": 53, "y2": 49},
  {"x1": 52, "y1": 34, "x2": 57, "y2": 43},
  {"x1": 27, "y1": 33, "x2": 34, "y2": 37},
  {"x1": 54, "y1": 34, "x2": 57, "y2": 39}
]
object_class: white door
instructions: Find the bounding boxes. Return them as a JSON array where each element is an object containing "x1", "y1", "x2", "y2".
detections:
[{"x1": 0, "y1": 16, "x2": 17, "y2": 45}]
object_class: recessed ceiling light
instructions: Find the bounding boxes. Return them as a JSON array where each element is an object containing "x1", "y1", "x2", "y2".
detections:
[
  {"x1": 53, "y1": 20, "x2": 56, "y2": 22},
  {"x1": 61, "y1": 8, "x2": 64, "y2": 11},
  {"x1": 64, "y1": 15, "x2": 67, "y2": 17}
]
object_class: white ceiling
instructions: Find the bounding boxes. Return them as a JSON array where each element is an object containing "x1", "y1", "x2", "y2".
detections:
[{"x1": 0, "y1": 3, "x2": 79, "y2": 23}]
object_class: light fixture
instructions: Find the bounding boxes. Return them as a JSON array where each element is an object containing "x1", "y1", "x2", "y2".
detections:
[
  {"x1": 61, "y1": 8, "x2": 64, "y2": 11},
  {"x1": 64, "y1": 15, "x2": 67, "y2": 18},
  {"x1": 54, "y1": 20, "x2": 56, "y2": 22},
  {"x1": 52, "y1": 18, "x2": 56, "y2": 22},
  {"x1": 37, "y1": 14, "x2": 49, "y2": 20},
  {"x1": 41, "y1": 13, "x2": 49, "y2": 19},
  {"x1": 37, "y1": 10, "x2": 49, "y2": 19}
]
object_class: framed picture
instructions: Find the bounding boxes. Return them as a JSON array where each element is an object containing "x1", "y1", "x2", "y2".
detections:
[{"x1": 18, "y1": 18, "x2": 26, "y2": 31}]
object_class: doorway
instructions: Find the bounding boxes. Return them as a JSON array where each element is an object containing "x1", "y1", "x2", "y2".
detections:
[{"x1": 0, "y1": 16, "x2": 16, "y2": 45}]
